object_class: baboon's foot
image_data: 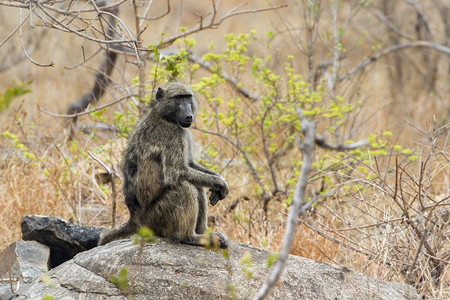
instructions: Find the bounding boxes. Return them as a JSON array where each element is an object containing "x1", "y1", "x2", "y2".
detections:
[
  {"x1": 181, "y1": 232, "x2": 228, "y2": 249},
  {"x1": 209, "y1": 232, "x2": 228, "y2": 249}
]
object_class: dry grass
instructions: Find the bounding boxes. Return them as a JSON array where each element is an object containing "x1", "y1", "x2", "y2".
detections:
[{"x1": 1, "y1": 0, "x2": 449, "y2": 298}]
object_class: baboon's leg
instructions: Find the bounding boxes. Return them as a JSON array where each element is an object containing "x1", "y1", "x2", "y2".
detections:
[
  {"x1": 148, "y1": 182, "x2": 228, "y2": 249},
  {"x1": 182, "y1": 186, "x2": 228, "y2": 249},
  {"x1": 195, "y1": 187, "x2": 208, "y2": 234},
  {"x1": 98, "y1": 220, "x2": 137, "y2": 246},
  {"x1": 147, "y1": 182, "x2": 199, "y2": 239}
]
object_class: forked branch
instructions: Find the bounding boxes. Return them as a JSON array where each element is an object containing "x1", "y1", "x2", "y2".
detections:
[
  {"x1": 254, "y1": 110, "x2": 370, "y2": 300},
  {"x1": 156, "y1": 2, "x2": 287, "y2": 49},
  {"x1": 338, "y1": 41, "x2": 450, "y2": 81},
  {"x1": 66, "y1": 1, "x2": 120, "y2": 121},
  {"x1": 253, "y1": 109, "x2": 315, "y2": 300}
]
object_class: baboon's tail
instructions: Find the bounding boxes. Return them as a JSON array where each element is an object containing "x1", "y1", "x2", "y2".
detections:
[{"x1": 98, "y1": 220, "x2": 137, "y2": 246}]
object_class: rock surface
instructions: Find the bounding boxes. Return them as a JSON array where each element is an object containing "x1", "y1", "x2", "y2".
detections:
[
  {"x1": 0, "y1": 241, "x2": 50, "y2": 300},
  {"x1": 13, "y1": 239, "x2": 419, "y2": 300},
  {"x1": 21, "y1": 215, "x2": 102, "y2": 268}
]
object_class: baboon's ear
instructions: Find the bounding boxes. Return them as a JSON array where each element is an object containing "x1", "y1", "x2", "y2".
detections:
[{"x1": 155, "y1": 87, "x2": 164, "y2": 101}]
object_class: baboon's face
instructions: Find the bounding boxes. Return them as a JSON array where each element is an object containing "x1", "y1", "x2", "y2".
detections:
[
  {"x1": 173, "y1": 94, "x2": 194, "y2": 128},
  {"x1": 155, "y1": 83, "x2": 197, "y2": 128}
]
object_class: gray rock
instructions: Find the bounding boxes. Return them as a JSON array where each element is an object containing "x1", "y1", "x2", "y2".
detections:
[
  {"x1": 0, "y1": 285, "x2": 14, "y2": 300},
  {"x1": 13, "y1": 239, "x2": 419, "y2": 300},
  {"x1": 21, "y1": 215, "x2": 102, "y2": 268},
  {"x1": 0, "y1": 241, "x2": 50, "y2": 283},
  {"x1": 0, "y1": 241, "x2": 50, "y2": 300}
]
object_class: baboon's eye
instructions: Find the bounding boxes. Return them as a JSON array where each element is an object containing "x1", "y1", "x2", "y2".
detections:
[{"x1": 173, "y1": 94, "x2": 192, "y2": 100}]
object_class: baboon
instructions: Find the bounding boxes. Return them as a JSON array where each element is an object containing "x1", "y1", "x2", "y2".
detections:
[{"x1": 98, "y1": 81, "x2": 229, "y2": 248}]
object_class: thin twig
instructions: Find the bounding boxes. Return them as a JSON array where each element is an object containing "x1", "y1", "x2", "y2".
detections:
[
  {"x1": 19, "y1": 8, "x2": 54, "y2": 67},
  {"x1": 338, "y1": 41, "x2": 450, "y2": 81},
  {"x1": 88, "y1": 150, "x2": 116, "y2": 228},
  {"x1": 8, "y1": 247, "x2": 14, "y2": 294},
  {"x1": 64, "y1": 47, "x2": 103, "y2": 70},
  {"x1": 132, "y1": 0, "x2": 145, "y2": 101},
  {"x1": 369, "y1": 7, "x2": 413, "y2": 40},
  {"x1": 0, "y1": 11, "x2": 30, "y2": 48},
  {"x1": 404, "y1": 0, "x2": 432, "y2": 39},
  {"x1": 138, "y1": 0, "x2": 170, "y2": 21},
  {"x1": 157, "y1": 3, "x2": 287, "y2": 49},
  {"x1": 193, "y1": 126, "x2": 266, "y2": 192},
  {"x1": 158, "y1": 51, "x2": 260, "y2": 101},
  {"x1": 38, "y1": 93, "x2": 137, "y2": 118},
  {"x1": 315, "y1": 136, "x2": 369, "y2": 150},
  {"x1": 329, "y1": 0, "x2": 339, "y2": 95},
  {"x1": 36, "y1": 2, "x2": 138, "y2": 45},
  {"x1": 407, "y1": 228, "x2": 428, "y2": 284}
]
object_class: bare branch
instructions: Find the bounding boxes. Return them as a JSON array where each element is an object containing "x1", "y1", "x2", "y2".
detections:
[
  {"x1": 161, "y1": 51, "x2": 260, "y2": 101},
  {"x1": 0, "y1": 1, "x2": 28, "y2": 8},
  {"x1": 130, "y1": 0, "x2": 146, "y2": 103},
  {"x1": 0, "y1": 20, "x2": 48, "y2": 71},
  {"x1": 254, "y1": 105, "x2": 373, "y2": 299},
  {"x1": 157, "y1": 3, "x2": 287, "y2": 49},
  {"x1": 193, "y1": 126, "x2": 266, "y2": 193},
  {"x1": 406, "y1": 228, "x2": 427, "y2": 284},
  {"x1": 111, "y1": 46, "x2": 259, "y2": 100},
  {"x1": 0, "y1": 9, "x2": 30, "y2": 48},
  {"x1": 254, "y1": 109, "x2": 315, "y2": 300},
  {"x1": 77, "y1": 123, "x2": 118, "y2": 134},
  {"x1": 338, "y1": 41, "x2": 450, "y2": 81},
  {"x1": 404, "y1": 0, "x2": 433, "y2": 39},
  {"x1": 35, "y1": 2, "x2": 137, "y2": 45},
  {"x1": 88, "y1": 150, "x2": 114, "y2": 177},
  {"x1": 38, "y1": 93, "x2": 137, "y2": 118},
  {"x1": 66, "y1": 1, "x2": 122, "y2": 123},
  {"x1": 138, "y1": 0, "x2": 170, "y2": 21},
  {"x1": 329, "y1": 0, "x2": 339, "y2": 95},
  {"x1": 369, "y1": 7, "x2": 414, "y2": 40},
  {"x1": 88, "y1": 150, "x2": 117, "y2": 228},
  {"x1": 19, "y1": 8, "x2": 54, "y2": 67},
  {"x1": 64, "y1": 47, "x2": 103, "y2": 70},
  {"x1": 315, "y1": 136, "x2": 369, "y2": 150}
]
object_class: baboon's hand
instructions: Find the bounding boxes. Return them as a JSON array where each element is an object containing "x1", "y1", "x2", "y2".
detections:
[
  {"x1": 209, "y1": 189, "x2": 221, "y2": 206},
  {"x1": 209, "y1": 179, "x2": 229, "y2": 205}
]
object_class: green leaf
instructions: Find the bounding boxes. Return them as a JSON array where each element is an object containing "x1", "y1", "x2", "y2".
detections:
[
  {"x1": 109, "y1": 267, "x2": 130, "y2": 292},
  {"x1": 41, "y1": 274, "x2": 55, "y2": 288},
  {"x1": 0, "y1": 80, "x2": 32, "y2": 112},
  {"x1": 267, "y1": 253, "x2": 279, "y2": 267},
  {"x1": 239, "y1": 251, "x2": 253, "y2": 267}
]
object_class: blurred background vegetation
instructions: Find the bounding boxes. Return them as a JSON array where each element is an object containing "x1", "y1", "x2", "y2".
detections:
[{"x1": 0, "y1": 0, "x2": 449, "y2": 298}]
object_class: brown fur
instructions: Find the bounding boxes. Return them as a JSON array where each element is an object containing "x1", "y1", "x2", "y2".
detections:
[{"x1": 98, "y1": 82, "x2": 229, "y2": 248}]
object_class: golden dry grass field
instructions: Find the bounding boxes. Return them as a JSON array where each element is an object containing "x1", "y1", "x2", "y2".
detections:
[{"x1": 0, "y1": 0, "x2": 449, "y2": 298}]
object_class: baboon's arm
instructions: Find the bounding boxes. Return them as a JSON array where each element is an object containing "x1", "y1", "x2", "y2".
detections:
[
  {"x1": 161, "y1": 153, "x2": 228, "y2": 197},
  {"x1": 184, "y1": 167, "x2": 229, "y2": 201},
  {"x1": 189, "y1": 161, "x2": 229, "y2": 205},
  {"x1": 189, "y1": 161, "x2": 220, "y2": 176},
  {"x1": 184, "y1": 131, "x2": 223, "y2": 178},
  {"x1": 186, "y1": 167, "x2": 227, "y2": 189}
]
